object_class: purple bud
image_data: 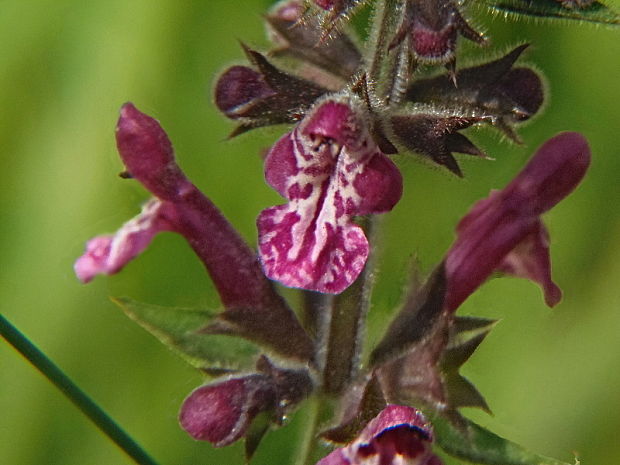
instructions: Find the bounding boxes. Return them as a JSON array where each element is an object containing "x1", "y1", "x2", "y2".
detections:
[
  {"x1": 312, "y1": 0, "x2": 359, "y2": 13},
  {"x1": 391, "y1": 0, "x2": 484, "y2": 65},
  {"x1": 316, "y1": 405, "x2": 443, "y2": 465},
  {"x1": 215, "y1": 66, "x2": 275, "y2": 118},
  {"x1": 314, "y1": 0, "x2": 337, "y2": 9},
  {"x1": 116, "y1": 103, "x2": 186, "y2": 199},
  {"x1": 213, "y1": 47, "x2": 326, "y2": 136},
  {"x1": 445, "y1": 132, "x2": 591, "y2": 311},
  {"x1": 179, "y1": 374, "x2": 276, "y2": 446}
]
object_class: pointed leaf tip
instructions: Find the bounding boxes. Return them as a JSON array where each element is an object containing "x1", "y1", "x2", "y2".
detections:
[
  {"x1": 111, "y1": 297, "x2": 258, "y2": 371},
  {"x1": 433, "y1": 414, "x2": 572, "y2": 465},
  {"x1": 487, "y1": 0, "x2": 620, "y2": 26}
]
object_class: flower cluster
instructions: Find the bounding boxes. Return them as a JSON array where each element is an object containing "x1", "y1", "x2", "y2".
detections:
[{"x1": 74, "y1": 0, "x2": 615, "y2": 463}]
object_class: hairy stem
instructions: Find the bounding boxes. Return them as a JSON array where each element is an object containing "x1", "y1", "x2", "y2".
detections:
[
  {"x1": 0, "y1": 314, "x2": 159, "y2": 465},
  {"x1": 322, "y1": 216, "x2": 377, "y2": 395},
  {"x1": 294, "y1": 396, "x2": 334, "y2": 465},
  {"x1": 368, "y1": 0, "x2": 404, "y2": 98},
  {"x1": 302, "y1": 290, "x2": 333, "y2": 342}
]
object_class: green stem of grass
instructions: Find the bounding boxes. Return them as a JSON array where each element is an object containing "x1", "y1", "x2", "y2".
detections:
[{"x1": 0, "y1": 314, "x2": 160, "y2": 465}]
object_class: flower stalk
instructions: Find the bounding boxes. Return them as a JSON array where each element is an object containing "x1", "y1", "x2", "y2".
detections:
[{"x1": 322, "y1": 216, "x2": 376, "y2": 395}]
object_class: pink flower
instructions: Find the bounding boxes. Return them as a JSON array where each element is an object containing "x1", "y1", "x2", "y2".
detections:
[
  {"x1": 74, "y1": 199, "x2": 172, "y2": 283},
  {"x1": 75, "y1": 103, "x2": 314, "y2": 361},
  {"x1": 444, "y1": 132, "x2": 591, "y2": 311},
  {"x1": 75, "y1": 103, "x2": 273, "y2": 309},
  {"x1": 317, "y1": 405, "x2": 443, "y2": 465},
  {"x1": 257, "y1": 96, "x2": 402, "y2": 294}
]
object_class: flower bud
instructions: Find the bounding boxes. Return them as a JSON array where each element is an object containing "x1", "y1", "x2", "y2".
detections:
[
  {"x1": 214, "y1": 46, "x2": 326, "y2": 136},
  {"x1": 390, "y1": 0, "x2": 484, "y2": 68},
  {"x1": 179, "y1": 374, "x2": 276, "y2": 446},
  {"x1": 406, "y1": 45, "x2": 544, "y2": 142}
]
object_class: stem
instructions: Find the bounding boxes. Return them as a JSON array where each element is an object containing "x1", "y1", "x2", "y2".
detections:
[
  {"x1": 294, "y1": 396, "x2": 333, "y2": 465},
  {"x1": 295, "y1": 397, "x2": 320, "y2": 465},
  {"x1": 385, "y1": 41, "x2": 411, "y2": 107},
  {"x1": 368, "y1": 0, "x2": 403, "y2": 96},
  {"x1": 0, "y1": 314, "x2": 160, "y2": 465},
  {"x1": 322, "y1": 216, "x2": 377, "y2": 395},
  {"x1": 301, "y1": 290, "x2": 333, "y2": 342}
]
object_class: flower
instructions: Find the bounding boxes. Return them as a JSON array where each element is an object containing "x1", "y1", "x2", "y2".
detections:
[
  {"x1": 257, "y1": 95, "x2": 403, "y2": 294},
  {"x1": 75, "y1": 103, "x2": 314, "y2": 360},
  {"x1": 444, "y1": 132, "x2": 591, "y2": 312},
  {"x1": 75, "y1": 103, "x2": 273, "y2": 309},
  {"x1": 317, "y1": 405, "x2": 443, "y2": 465}
]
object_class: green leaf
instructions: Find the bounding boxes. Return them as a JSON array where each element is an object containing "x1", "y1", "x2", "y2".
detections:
[
  {"x1": 484, "y1": 0, "x2": 620, "y2": 26},
  {"x1": 433, "y1": 414, "x2": 572, "y2": 465},
  {"x1": 112, "y1": 297, "x2": 258, "y2": 372}
]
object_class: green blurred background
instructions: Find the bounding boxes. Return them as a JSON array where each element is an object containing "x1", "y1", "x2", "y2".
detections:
[{"x1": 1, "y1": 1, "x2": 618, "y2": 464}]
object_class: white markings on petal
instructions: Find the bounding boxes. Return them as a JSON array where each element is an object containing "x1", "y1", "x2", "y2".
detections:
[{"x1": 258, "y1": 96, "x2": 401, "y2": 294}]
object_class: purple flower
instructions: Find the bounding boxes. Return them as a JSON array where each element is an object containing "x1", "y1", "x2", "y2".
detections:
[
  {"x1": 444, "y1": 132, "x2": 591, "y2": 312},
  {"x1": 75, "y1": 103, "x2": 314, "y2": 361},
  {"x1": 317, "y1": 405, "x2": 443, "y2": 465},
  {"x1": 257, "y1": 96, "x2": 403, "y2": 294},
  {"x1": 75, "y1": 103, "x2": 273, "y2": 309}
]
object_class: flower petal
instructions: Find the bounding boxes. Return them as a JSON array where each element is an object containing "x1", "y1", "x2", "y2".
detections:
[
  {"x1": 498, "y1": 220, "x2": 562, "y2": 307},
  {"x1": 317, "y1": 405, "x2": 442, "y2": 465},
  {"x1": 258, "y1": 98, "x2": 402, "y2": 293},
  {"x1": 74, "y1": 199, "x2": 171, "y2": 283}
]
